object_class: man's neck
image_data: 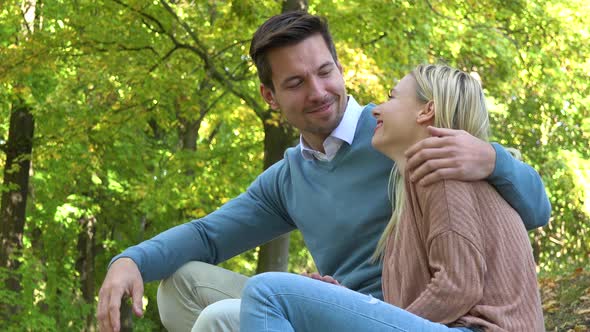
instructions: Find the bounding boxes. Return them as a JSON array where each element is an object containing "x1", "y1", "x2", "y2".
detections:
[{"x1": 301, "y1": 134, "x2": 329, "y2": 153}]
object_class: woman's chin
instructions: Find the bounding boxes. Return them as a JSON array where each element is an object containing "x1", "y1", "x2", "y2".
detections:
[
  {"x1": 371, "y1": 138, "x2": 384, "y2": 152},
  {"x1": 371, "y1": 139, "x2": 392, "y2": 158}
]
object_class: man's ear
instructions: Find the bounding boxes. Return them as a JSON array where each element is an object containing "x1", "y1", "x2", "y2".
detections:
[
  {"x1": 260, "y1": 84, "x2": 279, "y2": 110},
  {"x1": 417, "y1": 100, "x2": 435, "y2": 125}
]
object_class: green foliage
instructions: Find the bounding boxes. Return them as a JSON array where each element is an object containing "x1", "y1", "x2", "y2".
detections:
[
  {"x1": 0, "y1": 255, "x2": 92, "y2": 331},
  {"x1": 0, "y1": 0, "x2": 588, "y2": 330}
]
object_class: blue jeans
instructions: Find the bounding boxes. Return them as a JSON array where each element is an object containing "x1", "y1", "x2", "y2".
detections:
[{"x1": 240, "y1": 272, "x2": 478, "y2": 332}]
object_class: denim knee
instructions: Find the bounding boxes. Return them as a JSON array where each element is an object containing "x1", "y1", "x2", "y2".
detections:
[{"x1": 242, "y1": 272, "x2": 285, "y2": 302}]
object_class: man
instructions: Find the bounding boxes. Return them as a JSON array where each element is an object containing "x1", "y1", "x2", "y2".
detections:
[{"x1": 97, "y1": 12, "x2": 550, "y2": 332}]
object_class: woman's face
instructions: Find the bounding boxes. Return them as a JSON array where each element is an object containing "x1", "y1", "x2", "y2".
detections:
[{"x1": 371, "y1": 74, "x2": 428, "y2": 159}]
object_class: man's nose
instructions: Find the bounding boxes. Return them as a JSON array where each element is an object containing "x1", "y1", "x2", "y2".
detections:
[{"x1": 307, "y1": 76, "x2": 325, "y2": 101}]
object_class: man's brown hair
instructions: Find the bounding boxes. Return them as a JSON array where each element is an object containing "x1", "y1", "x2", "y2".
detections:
[{"x1": 249, "y1": 11, "x2": 339, "y2": 91}]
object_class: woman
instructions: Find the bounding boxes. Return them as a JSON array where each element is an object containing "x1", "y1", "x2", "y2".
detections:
[{"x1": 240, "y1": 64, "x2": 544, "y2": 331}]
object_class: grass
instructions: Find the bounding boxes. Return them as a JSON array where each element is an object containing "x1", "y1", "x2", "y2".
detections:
[{"x1": 540, "y1": 267, "x2": 590, "y2": 331}]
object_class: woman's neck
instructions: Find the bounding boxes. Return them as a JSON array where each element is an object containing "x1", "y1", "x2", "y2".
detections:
[{"x1": 388, "y1": 128, "x2": 431, "y2": 174}]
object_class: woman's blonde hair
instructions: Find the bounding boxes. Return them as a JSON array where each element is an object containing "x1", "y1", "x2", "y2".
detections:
[{"x1": 372, "y1": 64, "x2": 491, "y2": 261}]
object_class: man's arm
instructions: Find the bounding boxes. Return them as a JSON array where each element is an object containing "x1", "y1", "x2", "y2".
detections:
[
  {"x1": 487, "y1": 143, "x2": 550, "y2": 229},
  {"x1": 97, "y1": 162, "x2": 295, "y2": 331},
  {"x1": 405, "y1": 126, "x2": 550, "y2": 230},
  {"x1": 110, "y1": 186, "x2": 296, "y2": 282}
]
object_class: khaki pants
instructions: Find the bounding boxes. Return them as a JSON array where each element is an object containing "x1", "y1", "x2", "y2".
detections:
[{"x1": 157, "y1": 261, "x2": 249, "y2": 332}]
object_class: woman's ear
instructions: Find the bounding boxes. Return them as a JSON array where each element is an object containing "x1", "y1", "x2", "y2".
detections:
[
  {"x1": 260, "y1": 84, "x2": 279, "y2": 110},
  {"x1": 417, "y1": 101, "x2": 435, "y2": 125}
]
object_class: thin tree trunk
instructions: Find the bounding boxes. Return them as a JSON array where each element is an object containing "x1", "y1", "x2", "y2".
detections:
[
  {"x1": 75, "y1": 216, "x2": 97, "y2": 331},
  {"x1": 119, "y1": 299, "x2": 133, "y2": 332},
  {"x1": 256, "y1": 119, "x2": 297, "y2": 273},
  {"x1": 281, "y1": 0, "x2": 307, "y2": 12},
  {"x1": 255, "y1": 125, "x2": 294, "y2": 273},
  {"x1": 0, "y1": 98, "x2": 35, "y2": 315}
]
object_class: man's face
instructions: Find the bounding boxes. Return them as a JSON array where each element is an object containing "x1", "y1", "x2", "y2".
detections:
[{"x1": 260, "y1": 34, "x2": 347, "y2": 148}]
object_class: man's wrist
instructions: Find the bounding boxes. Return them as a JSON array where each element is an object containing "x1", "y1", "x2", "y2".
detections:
[
  {"x1": 484, "y1": 142, "x2": 497, "y2": 178},
  {"x1": 109, "y1": 254, "x2": 140, "y2": 271},
  {"x1": 487, "y1": 143, "x2": 509, "y2": 181}
]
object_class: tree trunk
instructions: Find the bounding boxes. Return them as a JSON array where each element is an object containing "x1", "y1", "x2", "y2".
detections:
[
  {"x1": 75, "y1": 216, "x2": 96, "y2": 332},
  {"x1": 255, "y1": 0, "x2": 308, "y2": 274},
  {"x1": 0, "y1": 98, "x2": 35, "y2": 314},
  {"x1": 256, "y1": 119, "x2": 297, "y2": 273},
  {"x1": 119, "y1": 298, "x2": 133, "y2": 332},
  {"x1": 282, "y1": 0, "x2": 307, "y2": 12}
]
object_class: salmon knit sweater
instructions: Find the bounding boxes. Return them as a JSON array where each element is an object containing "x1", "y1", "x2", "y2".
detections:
[{"x1": 382, "y1": 175, "x2": 545, "y2": 331}]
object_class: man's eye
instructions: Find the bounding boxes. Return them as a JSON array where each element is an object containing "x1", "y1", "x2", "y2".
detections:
[
  {"x1": 319, "y1": 70, "x2": 331, "y2": 77},
  {"x1": 287, "y1": 81, "x2": 303, "y2": 89}
]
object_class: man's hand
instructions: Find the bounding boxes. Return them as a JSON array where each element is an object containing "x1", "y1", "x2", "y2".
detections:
[
  {"x1": 301, "y1": 272, "x2": 343, "y2": 287},
  {"x1": 97, "y1": 258, "x2": 144, "y2": 332},
  {"x1": 405, "y1": 126, "x2": 496, "y2": 186}
]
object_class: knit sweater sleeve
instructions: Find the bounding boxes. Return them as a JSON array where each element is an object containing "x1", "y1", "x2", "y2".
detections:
[
  {"x1": 405, "y1": 180, "x2": 486, "y2": 323},
  {"x1": 110, "y1": 160, "x2": 296, "y2": 282},
  {"x1": 488, "y1": 143, "x2": 551, "y2": 230}
]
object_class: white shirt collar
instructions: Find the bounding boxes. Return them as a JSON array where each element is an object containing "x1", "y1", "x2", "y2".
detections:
[{"x1": 300, "y1": 96, "x2": 364, "y2": 160}]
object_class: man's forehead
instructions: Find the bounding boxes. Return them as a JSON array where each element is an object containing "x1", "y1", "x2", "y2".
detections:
[{"x1": 267, "y1": 39, "x2": 333, "y2": 77}]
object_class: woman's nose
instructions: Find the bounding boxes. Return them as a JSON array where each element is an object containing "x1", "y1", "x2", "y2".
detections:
[{"x1": 372, "y1": 107, "x2": 380, "y2": 118}]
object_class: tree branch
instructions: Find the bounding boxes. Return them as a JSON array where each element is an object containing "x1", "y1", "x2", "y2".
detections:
[
  {"x1": 77, "y1": 39, "x2": 160, "y2": 57},
  {"x1": 201, "y1": 90, "x2": 229, "y2": 122},
  {"x1": 148, "y1": 45, "x2": 179, "y2": 72},
  {"x1": 362, "y1": 32, "x2": 388, "y2": 47},
  {"x1": 111, "y1": 0, "x2": 167, "y2": 34},
  {"x1": 423, "y1": 0, "x2": 524, "y2": 59},
  {"x1": 159, "y1": 0, "x2": 265, "y2": 117},
  {"x1": 110, "y1": 0, "x2": 265, "y2": 118},
  {"x1": 19, "y1": 2, "x2": 33, "y2": 35},
  {"x1": 212, "y1": 39, "x2": 251, "y2": 59}
]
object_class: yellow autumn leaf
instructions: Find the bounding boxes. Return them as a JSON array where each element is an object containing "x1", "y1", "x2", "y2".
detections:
[
  {"x1": 542, "y1": 299, "x2": 558, "y2": 311},
  {"x1": 574, "y1": 308, "x2": 590, "y2": 315}
]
